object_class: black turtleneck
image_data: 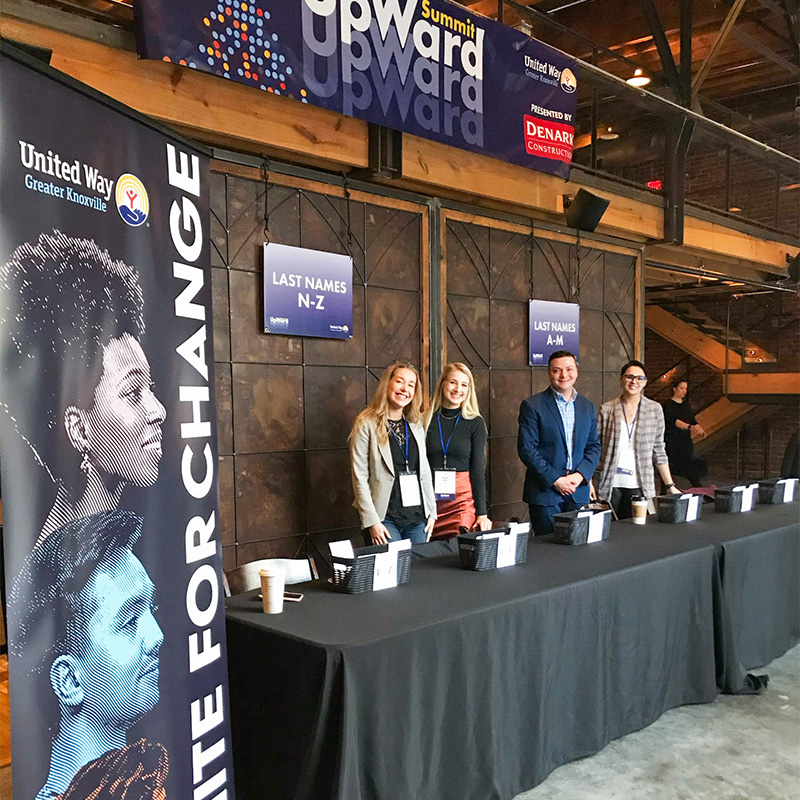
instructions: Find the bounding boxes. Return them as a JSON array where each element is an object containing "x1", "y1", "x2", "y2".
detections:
[{"x1": 425, "y1": 408, "x2": 488, "y2": 515}]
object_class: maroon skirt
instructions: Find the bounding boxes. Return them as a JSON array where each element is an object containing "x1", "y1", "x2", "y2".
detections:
[{"x1": 431, "y1": 471, "x2": 477, "y2": 541}]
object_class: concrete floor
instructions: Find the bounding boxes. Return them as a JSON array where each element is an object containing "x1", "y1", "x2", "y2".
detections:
[
  {"x1": 1, "y1": 646, "x2": 797, "y2": 799},
  {"x1": 515, "y1": 644, "x2": 800, "y2": 800}
]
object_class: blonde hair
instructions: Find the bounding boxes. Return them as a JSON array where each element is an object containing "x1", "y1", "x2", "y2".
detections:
[
  {"x1": 349, "y1": 362, "x2": 425, "y2": 445},
  {"x1": 426, "y1": 362, "x2": 481, "y2": 427}
]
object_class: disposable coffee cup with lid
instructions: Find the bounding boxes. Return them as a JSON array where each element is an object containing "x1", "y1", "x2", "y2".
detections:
[{"x1": 631, "y1": 495, "x2": 648, "y2": 524}]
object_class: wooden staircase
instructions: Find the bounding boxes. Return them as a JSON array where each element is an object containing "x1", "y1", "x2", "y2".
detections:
[
  {"x1": 693, "y1": 397, "x2": 780, "y2": 454},
  {"x1": 645, "y1": 304, "x2": 776, "y2": 371},
  {"x1": 646, "y1": 303, "x2": 797, "y2": 454}
]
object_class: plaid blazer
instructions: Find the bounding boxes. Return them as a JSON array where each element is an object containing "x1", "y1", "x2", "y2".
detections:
[{"x1": 594, "y1": 395, "x2": 669, "y2": 500}]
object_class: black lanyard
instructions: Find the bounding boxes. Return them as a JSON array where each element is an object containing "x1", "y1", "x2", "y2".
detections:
[
  {"x1": 437, "y1": 411, "x2": 461, "y2": 469},
  {"x1": 388, "y1": 419, "x2": 410, "y2": 472}
]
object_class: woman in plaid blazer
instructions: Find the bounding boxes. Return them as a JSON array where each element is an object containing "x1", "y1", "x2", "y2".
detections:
[{"x1": 592, "y1": 360, "x2": 682, "y2": 519}]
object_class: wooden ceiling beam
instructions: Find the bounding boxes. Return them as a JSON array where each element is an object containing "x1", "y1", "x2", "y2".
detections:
[
  {"x1": 730, "y1": 27, "x2": 798, "y2": 76},
  {"x1": 691, "y1": 0, "x2": 748, "y2": 96}
]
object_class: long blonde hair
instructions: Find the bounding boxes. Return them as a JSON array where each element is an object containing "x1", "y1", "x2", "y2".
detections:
[
  {"x1": 349, "y1": 362, "x2": 425, "y2": 445},
  {"x1": 426, "y1": 362, "x2": 481, "y2": 427}
]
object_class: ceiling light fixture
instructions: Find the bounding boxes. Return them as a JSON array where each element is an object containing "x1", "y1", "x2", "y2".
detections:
[
  {"x1": 598, "y1": 127, "x2": 619, "y2": 140},
  {"x1": 626, "y1": 68, "x2": 651, "y2": 87}
]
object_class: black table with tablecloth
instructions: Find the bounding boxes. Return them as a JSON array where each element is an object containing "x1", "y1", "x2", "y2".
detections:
[{"x1": 225, "y1": 502, "x2": 798, "y2": 800}]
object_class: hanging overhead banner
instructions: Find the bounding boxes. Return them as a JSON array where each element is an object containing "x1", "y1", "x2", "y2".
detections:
[
  {"x1": 134, "y1": 0, "x2": 578, "y2": 178},
  {"x1": 0, "y1": 50, "x2": 234, "y2": 800}
]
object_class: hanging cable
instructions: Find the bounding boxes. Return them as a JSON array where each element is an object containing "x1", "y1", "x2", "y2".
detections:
[
  {"x1": 262, "y1": 155, "x2": 271, "y2": 244},
  {"x1": 528, "y1": 217, "x2": 536, "y2": 299},
  {"x1": 341, "y1": 170, "x2": 355, "y2": 261}
]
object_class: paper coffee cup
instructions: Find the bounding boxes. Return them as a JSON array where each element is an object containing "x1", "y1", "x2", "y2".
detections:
[
  {"x1": 631, "y1": 496, "x2": 648, "y2": 525},
  {"x1": 259, "y1": 566, "x2": 285, "y2": 614}
]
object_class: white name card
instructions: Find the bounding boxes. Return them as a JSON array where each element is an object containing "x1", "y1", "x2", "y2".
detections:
[
  {"x1": 777, "y1": 478, "x2": 799, "y2": 502},
  {"x1": 495, "y1": 531, "x2": 518, "y2": 568},
  {"x1": 686, "y1": 494, "x2": 701, "y2": 521},
  {"x1": 732, "y1": 484, "x2": 758, "y2": 512}
]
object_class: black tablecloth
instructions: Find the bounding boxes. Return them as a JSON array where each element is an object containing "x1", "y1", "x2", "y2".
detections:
[
  {"x1": 226, "y1": 503, "x2": 798, "y2": 800},
  {"x1": 683, "y1": 502, "x2": 799, "y2": 669}
]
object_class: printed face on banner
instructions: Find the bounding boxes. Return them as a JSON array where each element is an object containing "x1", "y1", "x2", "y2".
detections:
[
  {"x1": 134, "y1": 0, "x2": 578, "y2": 179},
  {"x1": 85, "y1": 334, "x2": 167, "y2": 488},
  {"x1": 70, "y1": 549, "x2": 163, "y2": 729}
]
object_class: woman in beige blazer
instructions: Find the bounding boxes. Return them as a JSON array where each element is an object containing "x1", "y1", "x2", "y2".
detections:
[{"x1": 349, "y1": 363, "x2": 436, "y2": 545}]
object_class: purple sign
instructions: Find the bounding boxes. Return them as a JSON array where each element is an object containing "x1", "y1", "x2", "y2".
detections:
[
  {"x1": 134, "y1": 0, "x2": 578, "y2": 179},
  {"x1": 264, "y1": 242, "x2": 353, "y2": 339},
  {"x1": 529, "y1": 299, "x2": 580, "y2": 366}
]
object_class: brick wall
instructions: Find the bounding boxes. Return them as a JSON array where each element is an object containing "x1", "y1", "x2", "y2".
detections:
[{"x1": 605, "y1": 136, "x2": 799, "y2": 236}]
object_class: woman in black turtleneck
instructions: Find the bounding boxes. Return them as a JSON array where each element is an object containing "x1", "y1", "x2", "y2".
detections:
[{"x1": 425, "y1": 363, "x2": 492, "y2": 540}]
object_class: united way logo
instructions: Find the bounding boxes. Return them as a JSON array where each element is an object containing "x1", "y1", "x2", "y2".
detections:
[
  {"x1": 560, "y1": 68, "x2": 577, "y2": 93},
  {"x1": 116, "y1": 174, "x2": 149, "y2": 226}
]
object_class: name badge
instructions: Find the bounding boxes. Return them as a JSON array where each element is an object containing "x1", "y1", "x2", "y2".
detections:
[
  {"x1": 616, "y1": 467, "x2": 633, "y2": 476},
  {"x1": 399, "y1": 470, "x2": 422, "y2": 508},
  {"x1": 434, "y1": 468, "x2": 457, "y2": 500}
]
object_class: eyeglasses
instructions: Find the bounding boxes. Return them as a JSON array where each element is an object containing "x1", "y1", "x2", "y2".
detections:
[{"x1": 622, "y1": 374, "x2": 647, "y2": 383}]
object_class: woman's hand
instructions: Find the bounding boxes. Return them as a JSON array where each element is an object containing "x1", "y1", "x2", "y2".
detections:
[
  {"x1": 369, "y1": 523, "x2": 391, "y2": 545},
  {"x1": 475, "y1": 515, "x2": 493, "y2": 532},
  {"x1": 692, "y1": 424, "x2": 706, "y2": 438},
  {"x1": 424, "y1": 516, "x2": 436, "y2": 542},
  {"x1": 668, "y1": 485, "x2": 682, "y2": 495},
  {"x1": 589, "y1": 480, "x2": 597, "y2": 501}
]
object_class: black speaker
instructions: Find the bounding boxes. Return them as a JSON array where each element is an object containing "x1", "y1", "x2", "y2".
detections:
[
  {"x1": 787, "y1": 252, "x2": 800, "y2": 284},
  {"x1": 564, "y1": 188, "x2": 610, "y2": 232}
]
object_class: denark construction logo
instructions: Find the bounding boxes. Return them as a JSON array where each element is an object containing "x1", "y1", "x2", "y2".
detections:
[
  {"x1": 116, "y1": 173, "x2": 149, "y2": 226},
  {"x1": 523, "y1": 115, "x2": 574, "y2": 163}
]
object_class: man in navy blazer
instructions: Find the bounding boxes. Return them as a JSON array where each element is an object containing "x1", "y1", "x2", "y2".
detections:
[{"x1": 518, "y1": 350, "x2": 601, "y2": 535}]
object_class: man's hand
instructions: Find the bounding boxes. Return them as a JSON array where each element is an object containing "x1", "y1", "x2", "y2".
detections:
[{"x1": 553, "y1": 473, "x2": 582, "y2": 495}]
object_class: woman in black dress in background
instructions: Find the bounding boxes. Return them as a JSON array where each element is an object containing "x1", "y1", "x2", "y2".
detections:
[{"x1": 663, "y1": 380, "x2": 707, "y2": 486}]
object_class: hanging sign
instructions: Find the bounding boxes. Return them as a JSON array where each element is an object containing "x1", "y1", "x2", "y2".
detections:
[
  {"x1": 264, "y1": 242, "x2": 354, "y2": 339},
  {"x1": 0, "y1": 49, "x2": 234, "y2": 800},
  {"x1": 134, "y1": 0, "x2": 578, "y2": 179},
  {"x1": 529, "y1": 299, "x2": 580, "y2": 365}
]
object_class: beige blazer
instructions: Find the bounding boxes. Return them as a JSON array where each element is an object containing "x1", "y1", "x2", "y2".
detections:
[
  {"x1": 350, "y1": 416, "x2": 437, "y2": 530},
  {"x1": 594, "y1": 395, "x2": 669, "y2": 500}
]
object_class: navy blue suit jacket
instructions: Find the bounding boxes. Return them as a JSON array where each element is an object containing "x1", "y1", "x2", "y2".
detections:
[{"x1": 517, "y1": 388, "x2": 601, "y2": 507}]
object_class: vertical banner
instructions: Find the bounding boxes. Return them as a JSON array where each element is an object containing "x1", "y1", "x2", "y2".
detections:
[
  {"x1": 134, "y1": 0, "x2": 578, "y2": 178},
  {"x1": 0, "y1": 51, "x2": 234, "y2": 800},
  {"x1": 529, "y1": 299, "x2": 580, "y2": 365}
]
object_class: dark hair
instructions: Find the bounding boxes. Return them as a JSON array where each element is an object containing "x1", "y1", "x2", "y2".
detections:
[
  {"x1": 60, "y1": 738, "x2": 169, "y2": 800},
  {"x1": 548, "y1": 350, "x2": 578, "y2": 366},
  {"x1": 0, "y1": 231, "x2": 144, "y2": 488},
  {"x1": 619, "y1": 360, "x2": 647, "y2": 377},
  {"x1": 672, "y1": 378, "x2": 688, "y2": 389},
  {"x1": 8, "y1": 510, "x2": 143, "y2": 673}
]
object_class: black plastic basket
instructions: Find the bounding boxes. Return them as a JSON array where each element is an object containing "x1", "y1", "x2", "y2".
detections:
[
  {"x1": 758, "y1": 478, "x2": 798, "y2": 504},
  {"x1": 457, "y1": 527, "x2": 529, "y2": 571},
  {"x1": 330, "y1": 545, "x2": 412, "y2": 593},
  {"x1": 655, "y1": 494, "x2": 701, "y2": 523},
  {"x1": 552, "y1": 509, "x2": 612, "y2": 545},
  {"x1": 714, "y1": 485, "x2": 756, "y2": 513}
]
